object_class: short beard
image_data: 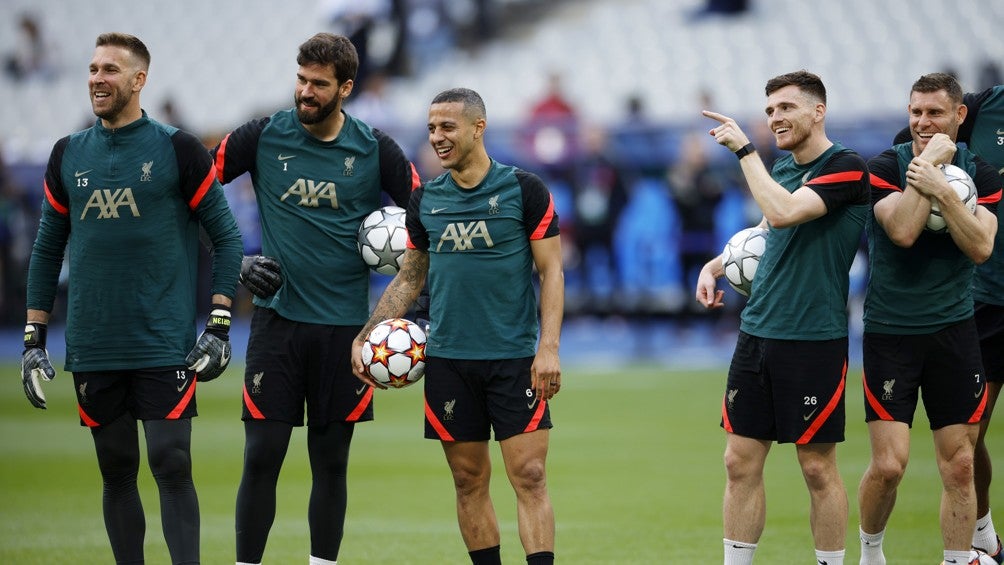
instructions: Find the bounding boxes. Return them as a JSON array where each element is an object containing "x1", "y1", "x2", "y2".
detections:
[{"x1": 296, "y1": 94, "x2": 340, "y2": 125}]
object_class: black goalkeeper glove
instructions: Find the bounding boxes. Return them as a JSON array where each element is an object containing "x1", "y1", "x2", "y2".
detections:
[
  {"x1": 185, "y1": 305, "x2": 232, "y2": 382},
  {"x1": 240, "y1": 255, "x2": 283, "y2": 299},
  {"x1": 22, "y1": 322, "x2": 56, "y2": 409}
]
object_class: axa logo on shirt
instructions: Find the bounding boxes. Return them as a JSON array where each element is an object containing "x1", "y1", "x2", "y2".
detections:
[
  {"x1": 280, "y1": 178, "x2": 338, "y2": 208},
  {"x1": 80, "y1": 188, "x2": 140, "y2": 220},
  {"x1": 435, "y1": 220, "x2": 494, "y2": 252}
]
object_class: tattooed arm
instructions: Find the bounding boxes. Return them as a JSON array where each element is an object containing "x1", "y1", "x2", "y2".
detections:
[{"x1": 350, "y1": 248, "x2": 430, "y2": 386}]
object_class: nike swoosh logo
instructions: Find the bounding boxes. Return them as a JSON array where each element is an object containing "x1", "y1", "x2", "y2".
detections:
[
  {"x1": 356, "y1": 384, "x2": 368, "y2": 395},
  {"x1": 978, "y1": 524, "x2": 989, "y2": 531},
  {"x1": 803, "y1": 408, "x2": 818, "y2": 421},
  {"x1": 220, "y1": 349, "x2": 231, "y2": 366},
  {"x1": 430, "y1": 207, "x2": 447, "y2": 214},
  {"x1": 75, "y1": 169, "x2": 92, "y2": 177},
  {"x1": 277, "y1": 154, "x2": 296, "y2": 160},
  {"x1": 527, "y1": 396, "x2": 539, "y2": 409},
  {"x1": 997, "y1": 129, "x2": 1004, "y2": 135},
  {"x1": 976, "y1": 383, "x2": 985, "y2": 398},
  {"x1": 176, "y1": 383, "x2": 186, "y2": 392}
]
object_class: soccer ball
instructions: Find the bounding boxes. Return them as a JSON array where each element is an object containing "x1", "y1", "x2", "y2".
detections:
[
  {"x1": 722, "y1": 227, "x2": 768, "y2": 297},
  {"x1": 926, "y1": 164, "x2": 978, "y2": 233},
  {"x1": 358, "y1": 205, "x2": 407, "y2": 275},
  {"x1": 361, "y1": 318, "x2": 427, "y2": 388},
  {"x1": 940, "y1": 551, "x2": 998, "y2": 564}
]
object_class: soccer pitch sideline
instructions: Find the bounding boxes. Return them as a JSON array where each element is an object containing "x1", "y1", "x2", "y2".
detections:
[{"x1": 2, "y1": 362, "x2": 1001, "y2": 564}]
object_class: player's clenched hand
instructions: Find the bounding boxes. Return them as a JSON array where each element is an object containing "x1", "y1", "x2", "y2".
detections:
[
  {"x1": 696, "y1": 258, "x2": 726, "y2": 310},
  {"x1": 702, "y1": 110, "x2": 750, "y2": 152},
  {"x1": 240, "y1": 255, "x2": 283, "y2": 299},
  {"x1": 351, "y1": 337, "x2": 386, "y2": 390},
  {"x1": 186, "y1": 305, "x2": 232, "y2": 382},
  {"x1": 21, "y1": 323, "x2": 55, "y2": 409},
  {"x1": 917, "y1": 133, "x2": 957, "y2": 166}
]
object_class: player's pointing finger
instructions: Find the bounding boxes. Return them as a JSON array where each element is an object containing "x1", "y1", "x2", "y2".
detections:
[{"x1": 702, "y1": 110, "x2": 731, "y2": 124}]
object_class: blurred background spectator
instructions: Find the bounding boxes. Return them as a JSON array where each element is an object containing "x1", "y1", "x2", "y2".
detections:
[{"x1": 4, "y1": 13, "x2": 58, "y2": 82}]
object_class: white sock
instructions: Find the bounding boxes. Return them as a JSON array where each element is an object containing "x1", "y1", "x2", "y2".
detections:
[
  {"x1": 236, "y1": 562, "x2": 260, "y2": 565},
  {"x1": 309, "y1": 557, "x2": 337, "y2": 565},
  {"x1": 943, "y1": 549, "x2": 973, "y2": 564},
  {"x1": 724, "y1": 538, "x2": 756, "y2": 565},
  {"x1": 975, "y1": 510, "x2": 1001, "y2": 554},
  {"x1": 816, "y1": 548, "x2": 845, "y2": 565},
  {"x1": 859, "y1": 527, "x2": 886, "y2": 565}
]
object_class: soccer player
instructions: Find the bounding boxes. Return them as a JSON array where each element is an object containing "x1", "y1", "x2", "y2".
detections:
[
  {"x1": 696, "y1": 70, "x2": 871, "y2": 565},
  {"x1": 211, "y1": 32, "x2": 417, "y2": 565},
  {"x1": 894, "y1": 84, "x2": 1004, "y2": 562},
  {"x1": 20, "y1": 32, "x2": 243, "y2": 564},
  {"x1": 858, "y1": 72, "x2": 1001, "y2": 565},
  {"x1": 350, "y1": 87, "x2": 564, "y2": 565}
]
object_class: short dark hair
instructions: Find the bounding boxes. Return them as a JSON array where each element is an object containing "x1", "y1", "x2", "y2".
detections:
[
  {"x1": 95, "y1": 32, "x2": 150, "y2": 70},
  {"x1": 297, "y1": 32, "x2": 358, "y2": 85},
  {"x1": 911, "y1": 72, "x2": 964, "y2": 105},
  {"x1": 765, "y1": 70, "x2": 826, "y2": 104},
  {"x1": 431, "y1": 88, "x2": 486, "y2": 120}
]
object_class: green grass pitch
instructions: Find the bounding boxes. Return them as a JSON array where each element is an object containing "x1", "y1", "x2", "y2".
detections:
[{"x1": 2, "y1": 361, "x2": 1001, "y2": 563}]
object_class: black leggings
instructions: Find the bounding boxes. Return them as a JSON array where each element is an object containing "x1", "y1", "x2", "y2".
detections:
[
  {"x1": 91, "y1": 415, "x2": 199, "y2": 564},
  {"x1": 235, "y1": 419, "x2": 354, "y2": 562}
]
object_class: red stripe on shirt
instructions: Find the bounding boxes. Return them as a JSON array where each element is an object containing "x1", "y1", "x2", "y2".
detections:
[
  {"x1": 523, "y1": 399, "x2": 547, "y2": 433},
  {"x1": 44, "y1": 180, "x2": 68, "y2": 215},
  {"x1": 424, "y1": 396, "x2": 455, "y2": 441},
  {"x1": 530, "y1": 194, "x2": 555, "y2": 240},
  {"x1": 807, "y1": 171, "x2": 864, "y2": 185},
  {"x1": 78, "y1": 405, "x2": 100, "y2": 427},
  {"x1": 796, "y1": 358, "x2": 847, "y2": 445},
  {"x1": 869, "y1": 173, "x2": 901, "y2": 192},
  {"x1": 243, "y1": 383, "x2": 265, "y2": 419},
  {"x1": 409, "y1": 162, "x2": 421, "y2": 190},
  {"x1": 978, "y1": 188, "x2": 1002, "y2": 205},
  {"x1": 166, "y1": 378, "x2": 197, "y2": 419},
  {"x1": 187, "y1": 169, "x2": 215, "y2": 210},
  {"x1": 213, "y1": 134, "x2": 230, "y2": 182},
  {"x1": 862, "y1": 370, "x2": 895, "y2": 421},
  {"x1": 346, "y1": 387, "x2": 373, "y2": 422}
]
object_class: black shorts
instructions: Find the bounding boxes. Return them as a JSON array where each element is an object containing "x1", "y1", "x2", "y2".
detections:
[
  {"x1": 863, "y1": 318, "x2": 986, "y2": 429},
  {"x1": 242, "y1": 306, "x2": 373, "y2": 427},
  {"x1": 976, "y1": 302, "x2": 1004, "y2": 383},
  {"x1": 72, "y1": 365, "x2": 196, "y2": 427},
  {"x1": 722, "y1": 332, "x2": 848, "y2": 445},
  {"x1": 423, "y1": 356, "x2": 552, "y2": 442}
]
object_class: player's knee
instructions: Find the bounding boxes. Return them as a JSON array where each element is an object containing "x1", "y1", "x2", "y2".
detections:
[
  {"x1": 510, "y1": 458, "x2": 547, "y2": 494},
  {"x1": 451, "y1": 464, "x2": 491, "y2": 498},
  {"x1": 723, "y1": 450, "x2": 761, "y2": 482},
  {"x1": 938, "y1": 449, "x2": 976, "y2": 490},
  {"x1": 868, "y1": 456, "x2": 907, "y2": 487},
  {"x1": 148, "y1": 444, "x2": 192, "y2": 482}
]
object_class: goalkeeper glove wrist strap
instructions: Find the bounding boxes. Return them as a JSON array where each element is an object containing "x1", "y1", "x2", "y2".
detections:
[
  {"x1": 24, "y1": 322, "x2": 47, "y2": 350},
  {"x1": 206, "y1": 304, "x2": 232, "y2": 338}
]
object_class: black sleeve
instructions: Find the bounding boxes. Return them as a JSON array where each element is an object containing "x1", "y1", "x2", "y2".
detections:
[
  {"x1": 43, "y1": 136, "x2": 71, "y2": 210},
  {"x1": 405, "y1": 185, "x2": 429, "y2": 251},
  {"x1": 893, "y1": 126, "x2": 911, "y2": 145},
  {"x1": 516, "y1": 169, "x2": 559, "y2": 239},
  {"x1": 973, "y1": 156, "x2": 1001, "y2": 216},
  {"x1": 958, "y1": 89, "x2": 993, "y2": 145},
  {"x1": 805, "y1": 150, "x2": 871, "y2": 210},
  {"x1": 212, "y1": 117, "x2": 269, "y2": 184},
  {"x1": 171, "y1": 130, "x2": 218, "y2": 206},
  {"x1": 867, "y1": 150, "x2": 903, "y2": 204},
  {"x1": 375, "y1": 128, "x2": 418, "y2": 208}
]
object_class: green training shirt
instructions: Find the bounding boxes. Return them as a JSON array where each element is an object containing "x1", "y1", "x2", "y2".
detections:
[{"x1": 27, "y1": 112, "x2": 243, "y2": 371}]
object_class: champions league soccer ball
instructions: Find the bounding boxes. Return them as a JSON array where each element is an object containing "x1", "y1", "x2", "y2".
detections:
[
  {"x1": 361, "y1": 318, "x2": 427, "y2": 388},
  {"x1": 940, "y1": 551, "x2": 999, "y2": 564},
  {"x1": 927, "y1": 164, "x2": 978, "y2": 233},
  {"x1": 357, "y1": 205, "x2": 408, "y2": 275},
  {"x1": 722, "y1": 227, "x2": 768, "y2": 297}
]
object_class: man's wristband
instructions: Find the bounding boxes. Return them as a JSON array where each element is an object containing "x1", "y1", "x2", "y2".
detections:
[
  {"x1": 734, "y1": 143, "x2": 756, "y2": 161},
  {"x1": 24, "y1": 322, "x2": 47, "y2": 350}
]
